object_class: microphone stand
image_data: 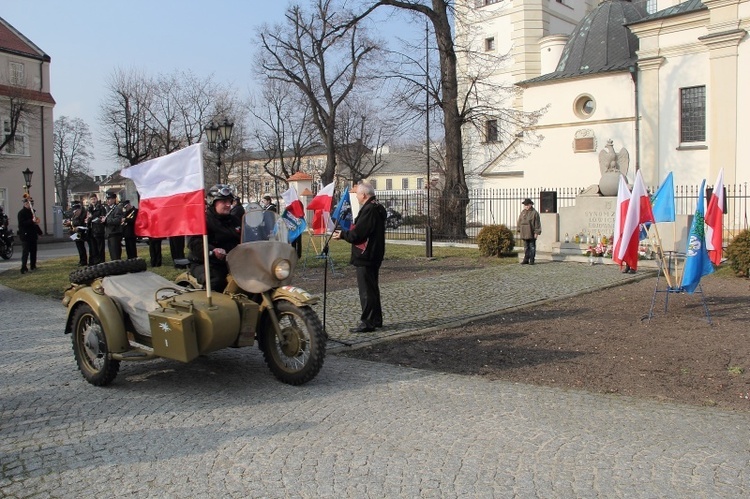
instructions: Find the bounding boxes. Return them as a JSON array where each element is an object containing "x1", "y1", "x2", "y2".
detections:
[{"x1": 320, "y1": 215, "x2": 352, "y2": 347}]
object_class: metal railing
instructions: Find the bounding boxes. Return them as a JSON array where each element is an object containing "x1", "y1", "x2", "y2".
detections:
[{"x1": 377, "y1": 183, "x2": 750, "y2": 245}]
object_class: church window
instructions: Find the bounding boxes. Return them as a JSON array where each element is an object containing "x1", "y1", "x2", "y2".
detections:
[
  {"x1": 680, "y1": 86, "x2": 706, "y2": 143},
  {"x1": 485, "y1": 119, "x2": 499, "y2": 143}
]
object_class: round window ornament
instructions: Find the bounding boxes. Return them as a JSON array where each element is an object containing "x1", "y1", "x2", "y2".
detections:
[{"x1": 574, "y1": 95, "x2": 596, "y2": 119}]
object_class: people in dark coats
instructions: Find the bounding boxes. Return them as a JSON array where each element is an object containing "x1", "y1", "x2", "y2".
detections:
[
  {"x1": 261, "y1": 195, "x2": 277, "y2": 213},
  {"x1": 17, "y1": 196, "x2": 41, "y2": 273},
  {"x1": 86, "y1": 194, "x2": 106, "y2": 265},
  {"x1": 230, "y1": 196, "x2": 246, "y2": 219},
  {"x1": 332, "y1": 182, "x2": 387, "y2": 333},
  {"x1": 187, "y1": 184, "x2": 241, "y2": 292},
  {"x1": 121, "y1": 200, "x2": 138, "y2": 259},
  {"x1": 517, "y1": 197, "x2": 542, "y2": 265},
  {"x1": 104, "y1": 192, "x2": 124, "y2": 261},
  {"x1": 148, "y1": 237, "x2": 163, "y2": 267},
  {"x1": 169, "y1": 236, "x2": 187, "y2": 268},
  {"x1": 69, "y1": 202, "x2": 88, "y2": 266}
]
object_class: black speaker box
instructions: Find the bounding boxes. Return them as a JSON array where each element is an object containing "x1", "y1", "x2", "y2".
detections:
[{"x1": 539, "y1": 191, "x2": 557, "y2": 214}]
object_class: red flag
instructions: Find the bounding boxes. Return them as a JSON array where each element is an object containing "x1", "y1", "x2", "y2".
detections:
[
  {"x1": 616, "y1": 170, "x2": 654, "y2": 271},
  {"x1": 120, "y1": 144, "x2": 207, "y2": 238},
  {"x1": 281, "y1": 186, "x2": 305, "y2": 218},
  {"x1": 705, "y1": 168, "x2": 724, "y2": 265},
  {"x1": 306, "y1": 182, "x2": 335, "y2": 212},
  {"x1": 311, "y1": 210, "x2": 333, "y2": 235},
  {"x1": 612, "y1": 174, "x2": 631, "y2": 266}
]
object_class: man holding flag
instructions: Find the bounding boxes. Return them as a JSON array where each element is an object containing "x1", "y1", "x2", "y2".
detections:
[{"x1": 332, "y1": 182, "x2": 387, "y2": 333}]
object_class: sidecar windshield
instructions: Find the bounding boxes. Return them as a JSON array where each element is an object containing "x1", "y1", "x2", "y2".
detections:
[{"x1": 241, "y1": 202, "x2": 289, "y2": 243}]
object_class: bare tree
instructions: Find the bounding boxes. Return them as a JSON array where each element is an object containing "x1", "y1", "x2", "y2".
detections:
[
  {"x1": 53, "y1": 116, "x2": 94, "y2": 209},
  {"x1": 249, "y1": 79, "x2": 317, "y2": 191},
  {"x1": 335, "y1": 98, "x2": 390, "y2": 184},
  {"x1": 99, "y1": 68, "x2": 158, "y2": 167},
  {"x1": 0, "y1": 89, "x2": 39, "y2": 159},
  {"x1": 258, "y1": 0, "x2": 380, "y2": 185}
]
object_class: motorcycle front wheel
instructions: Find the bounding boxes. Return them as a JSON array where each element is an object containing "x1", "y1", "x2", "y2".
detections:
[
  {"x1": 70, "y1": 304, "x2": 120, "y2": 386},
  {"x1": 259, "y1": 300, "x2": 326, "y2": 386}
]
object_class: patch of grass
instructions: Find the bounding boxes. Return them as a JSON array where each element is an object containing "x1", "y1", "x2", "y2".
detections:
[
  {"x1": 1, "y1": 236, "x2": 490, "y2": 299},
  {"x1": 727, "y1": 366, "x2": 744, "y2": 376}
]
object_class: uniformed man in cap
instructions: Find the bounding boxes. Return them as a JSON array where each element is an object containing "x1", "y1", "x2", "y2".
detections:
[{"x1": 103, "y1": 192, "x2": 124, "y2": 260}]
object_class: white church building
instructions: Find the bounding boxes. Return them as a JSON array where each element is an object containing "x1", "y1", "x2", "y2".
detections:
[{"x1": 459, "y1": 0, "x2": 748, "y2": 190}]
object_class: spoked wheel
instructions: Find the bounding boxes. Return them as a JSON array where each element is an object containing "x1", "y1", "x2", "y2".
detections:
[
  {"x1": 259, "y1": 300, "x2": 326, "y2": 385},
  {"x1": 70, "y1": 304, "x2": 120, "y2": 386}
]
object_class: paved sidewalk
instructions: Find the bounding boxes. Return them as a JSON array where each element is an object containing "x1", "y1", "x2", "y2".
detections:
[
  {"x1": 319, "y1": 261, "x2": 647, "y2": 350},
  {"x1": 3, "y1": 259, "x2": 749, "y2": 496}
]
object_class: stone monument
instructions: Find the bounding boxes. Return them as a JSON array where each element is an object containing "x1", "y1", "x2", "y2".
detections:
[{"x1": 597, "y1": 139, "x2": 629, "y2": 196}]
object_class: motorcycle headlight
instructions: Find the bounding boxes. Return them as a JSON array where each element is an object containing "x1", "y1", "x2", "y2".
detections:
[{"x1": 273, "y1": 259, "x2": 292, "y2": 280}]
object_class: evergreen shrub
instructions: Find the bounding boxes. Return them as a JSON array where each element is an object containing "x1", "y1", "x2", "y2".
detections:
[
  {"x1": 725, "y1": 229, "x2": 750, "y2": 277},
  {"x1": 476, "y1": 224, "x2": 515, "y2": 257}
]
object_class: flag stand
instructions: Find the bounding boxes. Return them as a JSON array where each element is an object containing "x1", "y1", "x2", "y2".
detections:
[
  {"x1": 302, "y1": 230, "x2": 339, "y2": 276},
  {"x1": 648, "y1": 251, "x2": 712, "y2": 324}
]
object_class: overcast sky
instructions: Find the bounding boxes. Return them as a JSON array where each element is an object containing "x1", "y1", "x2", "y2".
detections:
[{"x1": 4, "y1": 0, "x2": 421, "y2": 175}]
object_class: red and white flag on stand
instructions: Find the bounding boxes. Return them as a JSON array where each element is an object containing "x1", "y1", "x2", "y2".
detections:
[
  {"x1": 612, "y1": 174, "x2": 631, "y2": 266},
  {"x1": 615, "y1": 170, "x2": 654, "y2": 271},
  {"x1": 307, "y1": 182, "x2": 335, "y2": 234},
  {"x1": 121, "y1": 143, "x2": 207, "y2": 238},
  {"x1": 306, "y1": 182, "x2": 335, "y2": 212},
  {"x1": 705, "y1": 168, "x2": 724, "y2": 265}
]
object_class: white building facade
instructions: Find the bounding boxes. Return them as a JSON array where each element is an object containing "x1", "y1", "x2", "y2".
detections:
[{"x1": 459, "y1": 0, "x2": 749, "y2": 190}]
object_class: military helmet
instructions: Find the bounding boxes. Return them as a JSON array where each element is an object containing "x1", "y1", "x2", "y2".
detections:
[{"x1": 206, "y1": 184, "x2": 235, "y2": 206}]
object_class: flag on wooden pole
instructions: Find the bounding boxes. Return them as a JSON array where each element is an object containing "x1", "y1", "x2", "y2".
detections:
[{"x1": 705, "y1": 169, "x2": 724, "y2": 265}]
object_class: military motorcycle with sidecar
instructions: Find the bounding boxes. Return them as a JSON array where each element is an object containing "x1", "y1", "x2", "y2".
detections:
[{"x1": 62, "y1": 205, "x2": 326, "y2": 386}]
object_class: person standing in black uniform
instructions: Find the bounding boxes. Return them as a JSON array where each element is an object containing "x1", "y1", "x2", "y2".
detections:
[
  {"x1": 87, "y1": 194, "x2": 106, "y2": 265},
  {"x1": 121, "y1": 200, "x2": 138, "y2": 259},
  {"x1": 187, "y1": 184, "x2": 241, "y2": 292},
  {"x1": 69, "y1": 202, "x2": 88, "y2": 266},
  {"x1": 103, "y1": 192, "x2": 124, "y2": 260},
  {"x1": 332, "y1": 182, "x2": 387, "y2": 333},
  {"x1": 17, "y1": 197, "x2": 42, "y2": 274},
  {"x1": 230, "y1": 196, "x2": 246, "y2": 219}
]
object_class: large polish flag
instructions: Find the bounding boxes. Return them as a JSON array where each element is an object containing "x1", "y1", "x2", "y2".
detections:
[
  {"x1": 705, "y1": 168, "x2": 724, "y2": 265},
  {"x1": 616, "y1": 170, "x2": 655, "y2": 271},
  {"x1": 121, "y1": 143, "x2": 207, "y2": 238},
  {"x1": 611, "y1": 174, "x2": 631, "y2": 266}
]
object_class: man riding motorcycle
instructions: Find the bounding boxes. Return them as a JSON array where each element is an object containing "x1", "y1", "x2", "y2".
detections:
[{"x1": 186, "y1": 184, "x2": 241, "y2": 292}]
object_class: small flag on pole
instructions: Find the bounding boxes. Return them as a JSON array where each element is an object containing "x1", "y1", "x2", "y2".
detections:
[
  {"x1": 681, "y1": 179, "x2": 714, "y2": 293},
  {"x1": 705, "y1": 168, "x2": 724, "y2": 265},
  {"x1": 332, "y1": 189, "x2": 353, "y2": 231},
  {"x1": 651, "y1": 171, "x2": 675, "y2": 223}
]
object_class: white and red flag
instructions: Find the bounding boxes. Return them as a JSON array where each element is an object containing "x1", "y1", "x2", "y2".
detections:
[
  {"x1": 705, "y1": 168, "x2": 724, "y2": 265},
  {"x1": 307, "y1": 182, "x2": 335, "y2": 234},
  {"x1": 306, "y1": 182, "x2": 335, "y2": 212},
  {"x1": 120, "y1": 143, "x2": 207, "y2": 238},
  {"x1": 281, "y1": 185, "x2": 305, "y2": 219},
  {"x1": 612, "y1": 174, "x2": 631, "y2": 266},
  {"x1": 615, "y1": 170, "x2": 655, "y2": 271}
]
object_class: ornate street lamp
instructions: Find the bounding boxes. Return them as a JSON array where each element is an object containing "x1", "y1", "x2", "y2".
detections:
[
  {"x1": 205, "y1": 118, "x2": 234, "y2": 184},
  {"x1": 22, "y1": 168, "x2": 33, "y2": 195}
]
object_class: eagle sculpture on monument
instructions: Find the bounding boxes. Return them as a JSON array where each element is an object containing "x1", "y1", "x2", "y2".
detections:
[{"x1": 597, "y1": 139, "x2": 629, "y2": 196}]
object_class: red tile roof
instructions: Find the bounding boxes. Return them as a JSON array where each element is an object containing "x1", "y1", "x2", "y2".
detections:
[{"x1": 0, "y1": 17, "x2": 49, "y2": 61}]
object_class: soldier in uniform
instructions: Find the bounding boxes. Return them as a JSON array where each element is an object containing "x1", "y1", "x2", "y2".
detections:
[
  {"x1": 104, "y1": 192, "x2": 124, "y2": 261},
  {"x1": 87, "y1": 194, "x2": 106, "y2": 265}
]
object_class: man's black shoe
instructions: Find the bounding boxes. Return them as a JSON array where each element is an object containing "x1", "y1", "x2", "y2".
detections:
[{"x1": 349, "y1": 324, "x2": 375, "y2": 333}]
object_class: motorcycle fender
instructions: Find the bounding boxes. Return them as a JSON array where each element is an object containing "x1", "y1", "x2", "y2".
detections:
[
  {"x1": 271, "y1": 286, "x2": 319, "y2": 307},
  {"x1": 64, "y1": 287, "x2": 130, "y2": 353}
]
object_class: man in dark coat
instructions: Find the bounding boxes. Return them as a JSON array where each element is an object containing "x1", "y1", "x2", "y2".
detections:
[
  {"x1": 17, "y1": 196, "x2": 41, "y2": 273},
  {"x1": 230, "y1": 196, "x2": 246, "y2": 219},
  {"x1": 121, "y1": 200, "x2": 138, "y2": 259},
  {"x1": 69, "y1": 202, "x2": 88, "y2": 266},
  {"x1": 332, "y1": 181, "x2": 387, "y2": 333},
  {"x1": 187, "y1": 184, "x2": 241, "y2": 292},
  {"x1": 517, "y1": 197, "x2": 542, "y2": 265},
  {"x1": 87, "y1": 194, "x2": 106, "y2": 265},
  {"x1": 103, "y1": 192, "x2": 124, "y2": 261}
]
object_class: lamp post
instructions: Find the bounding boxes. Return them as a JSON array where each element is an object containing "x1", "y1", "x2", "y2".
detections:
[
  {"x1": 22, "y1": 168, "x2": 33, "y2": 195},
  {"x1": 205, "y1": 118, "x2": 234, "y2": 184}
]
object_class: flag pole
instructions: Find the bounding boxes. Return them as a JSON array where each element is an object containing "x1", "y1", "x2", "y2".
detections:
[
  {"x1": 650, "y1": 223, "x2": 674, "y2": 288},
  {"x1": 202, "y1": 234, "x2": 212, "y2": 306}
]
